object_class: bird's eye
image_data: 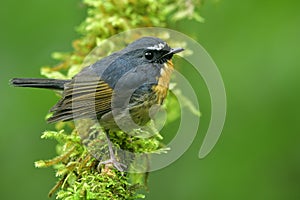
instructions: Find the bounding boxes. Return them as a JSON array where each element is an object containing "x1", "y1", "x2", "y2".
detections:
[{"x1": 144, "y1": 51, "x2": 154, "y2": 60}]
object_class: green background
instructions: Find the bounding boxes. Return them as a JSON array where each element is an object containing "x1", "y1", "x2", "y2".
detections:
[{"x1": 1, "y1": 0, "x2": 299, "y2": 199}]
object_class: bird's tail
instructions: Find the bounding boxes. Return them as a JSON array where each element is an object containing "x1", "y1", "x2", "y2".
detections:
[{"x1": 10, "y1": 78, "x2": 69, "y2": 90}]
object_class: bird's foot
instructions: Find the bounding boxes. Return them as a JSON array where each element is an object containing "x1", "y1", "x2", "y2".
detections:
[{"x1": 97, "y1": 157, "x2": 127, "y2": 172}]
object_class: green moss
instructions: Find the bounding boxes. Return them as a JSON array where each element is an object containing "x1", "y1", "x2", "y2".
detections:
[{"x1": 36, "y1": 0, "x2": 202, "y2": 199}]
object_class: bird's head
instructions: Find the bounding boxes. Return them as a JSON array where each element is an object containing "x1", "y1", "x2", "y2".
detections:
[{"x1": 124, "y1": 37, "x2": 184, "y2": 64}]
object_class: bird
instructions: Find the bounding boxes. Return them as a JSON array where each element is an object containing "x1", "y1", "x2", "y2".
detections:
[{"x1": 10, "y1": 36, "x2": 184, "y2": 171}]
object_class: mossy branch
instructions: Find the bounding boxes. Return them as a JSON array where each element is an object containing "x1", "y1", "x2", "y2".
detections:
[{"x1": 36, "y1": 0, "x2": 203, "y2": 199}]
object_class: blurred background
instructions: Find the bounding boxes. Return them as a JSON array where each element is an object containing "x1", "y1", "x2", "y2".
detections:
[{"x1": 1, "y1": 0, "x2": 299, "y2": 199}]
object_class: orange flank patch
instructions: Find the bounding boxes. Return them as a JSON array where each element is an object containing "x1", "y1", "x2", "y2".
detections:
[{"x1": 152, "y1": 60, "x2": 174, "y2": 104}]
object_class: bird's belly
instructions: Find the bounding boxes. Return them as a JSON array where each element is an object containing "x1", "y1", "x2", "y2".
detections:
[{"x1": 99, "y1": 90, "x2": 164, "y2": 131}]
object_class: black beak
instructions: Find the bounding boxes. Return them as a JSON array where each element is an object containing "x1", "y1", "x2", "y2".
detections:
[
  {"x1": 155, "y1": 47, "x2": 184, "y2": 63},
  {"x1": 170, "y1": 47, "x2": 184, "y2": 54},
  {"x1": 161, "y1": 47, "x2": 184, "y2": 60}
]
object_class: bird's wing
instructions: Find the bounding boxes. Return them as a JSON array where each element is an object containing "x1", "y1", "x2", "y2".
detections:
[{"x1": 47, "y1": 76, "x2": 113, "y2": 123}]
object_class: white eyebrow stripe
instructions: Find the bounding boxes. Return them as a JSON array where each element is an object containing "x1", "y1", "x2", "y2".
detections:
[{"x1": 147, "y1": 42, "x2": 166, "y2": 50}]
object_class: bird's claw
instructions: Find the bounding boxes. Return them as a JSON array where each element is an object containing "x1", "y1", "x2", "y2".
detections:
[{"x1": 97, "y1": 158, "x2": 127, "y2": 172}]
